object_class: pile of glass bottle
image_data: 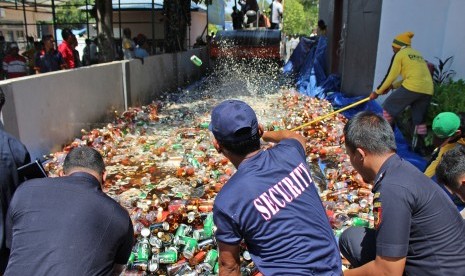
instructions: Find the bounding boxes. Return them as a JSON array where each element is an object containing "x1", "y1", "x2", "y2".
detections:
[{"x1": 45, "y1": 91, "x2": 373, "y2": 275}]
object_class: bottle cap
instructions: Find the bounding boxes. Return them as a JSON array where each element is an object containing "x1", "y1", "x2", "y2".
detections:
[{"x1": 141, "y1": 227, "x2": 150, "y2": 237}]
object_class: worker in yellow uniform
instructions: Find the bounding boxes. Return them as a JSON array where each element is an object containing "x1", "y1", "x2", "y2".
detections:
[
  {"x1": 370, "y1": 31, "x2": 433, "y2": 154},
  {"x1": 425, "y1": 112, "x2": 465, "y2": 178}
]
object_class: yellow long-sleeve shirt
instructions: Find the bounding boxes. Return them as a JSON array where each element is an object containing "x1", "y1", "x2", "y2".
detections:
[{"x1": 376, "y1": 47, "x2": 434, "y2": 95}]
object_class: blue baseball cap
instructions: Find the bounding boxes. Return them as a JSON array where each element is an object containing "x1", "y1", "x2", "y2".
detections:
[{"x1": 209, "y1": 100, "x2": 258, "y2": 143}]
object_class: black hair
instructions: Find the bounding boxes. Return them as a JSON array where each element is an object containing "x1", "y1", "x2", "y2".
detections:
[
  {"x1": 61, "y1": 28, "x2": 73, "y2": 41},
  {"x1": 318, "y1": 20, "x2": 327, "y2": 31},
  {"x1": 41, "y1": 34, "x2": 54, "y2": 42},
  {"x1": 436, "y1": 145, "x2": 465, "y2": 189},
  {"x1": 63, "y1": 146, "x2": 105, "y2": 175},
  {"x1": 123, "y1": 28, "x2": 131, "y2": 37},
  {"x1": 344, "y1": 111, "x2": 397, "y2": 154},
  {"x1": 217, "y1": 128, "x2": 261, "y2": 156}
]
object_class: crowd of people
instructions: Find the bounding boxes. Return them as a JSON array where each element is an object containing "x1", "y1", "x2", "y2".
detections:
[
  {"x1": 0, "y1": 27, "x2": 158, "y2": 80},
  {"x1": 121, "y1": 28, "x2": 152, "y2": 61},
  {"x1": 0, "y1": 29, "x2": 103, "y2": 79}
]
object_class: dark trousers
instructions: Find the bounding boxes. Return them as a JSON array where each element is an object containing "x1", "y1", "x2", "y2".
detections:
[
  {"x1": 339, "y1": 226, "x2": 377, "y2": 267},
  {"x1": 270, "y1": 23, "x2": 279, "y2": 29}
]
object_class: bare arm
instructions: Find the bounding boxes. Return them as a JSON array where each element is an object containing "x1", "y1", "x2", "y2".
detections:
[
  {"x1": 218, "y1": 241, "x2": 241, "y2": 276},
  {"x1": 344, "y1": 256, "x2": 406, "y2": 276},
  {"x1": 261, "y1": 129, "x2": 306, "y2": 150}
]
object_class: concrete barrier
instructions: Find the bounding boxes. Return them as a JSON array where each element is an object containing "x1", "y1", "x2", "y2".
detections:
[{"x1": 0, "y1": 48, "x2": 209, "y2": 159}]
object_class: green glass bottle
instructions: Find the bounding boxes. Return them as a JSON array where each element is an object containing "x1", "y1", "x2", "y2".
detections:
[{"x1": 190, "y1": 55, "x2": 203, "y2": 66}]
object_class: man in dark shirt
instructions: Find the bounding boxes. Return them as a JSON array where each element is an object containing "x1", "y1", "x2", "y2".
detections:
[
  {"x1": 436, "y1": 144, "x2": 465, "y2": 218},
  {"x1": 0, "y1": 128, "x2": 30, "y2": 273},
  {"x1": 231, "y1": 6, "x2": 243, "y2": 30},
  {"x1": 34, "y1": 35, "x2": 66, "y2": 74},
  {"x1": 5, "y1": 146, "x2": 134, "y2": 275},
  {"x1": 339, "y1": 111, "x2": 465, "y2": 276},
  {"x1": 209, "y1": 100, "x2": 341, "y2": 275}
]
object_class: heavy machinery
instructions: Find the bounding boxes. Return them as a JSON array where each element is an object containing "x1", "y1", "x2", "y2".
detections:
[
  {"x1": 209, "y1": 1, "x2": 283, "y2": 61},
  {"x1": 210, "y1": 29, "x2": 282, "y2": 60}
]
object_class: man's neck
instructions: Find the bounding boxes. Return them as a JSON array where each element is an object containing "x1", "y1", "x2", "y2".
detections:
[
  {"x1": 369, "y1": 152, "x2": 396, "y2": 180},
  {"x1": 227, "y1": 149, "x2": 262, "y2": 168}
]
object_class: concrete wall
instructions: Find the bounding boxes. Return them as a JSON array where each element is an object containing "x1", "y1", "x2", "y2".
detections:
[
  {"x1": 127, "y1": 47, "x2": 208, "y2": 107},
  {"x1": 442, "y1": 1, "x2": 465, "y2": 80},
  {"x1": 0, "y1": 48, "x2": 209, "y2": 159},
  {"x1": 374, "y1": 0, "x2": 465, "y2": 91}
]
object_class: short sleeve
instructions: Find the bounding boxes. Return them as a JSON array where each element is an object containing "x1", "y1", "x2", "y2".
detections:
[
  {"x1": 375, "y1": 184, "x2": 413, "y2": 257},
  {"x1": 10, "y1": 139, "x2": 30, "y2": 168},
  {"x1": 114, "y1": 218, "x2": 134, "y2": 264},
  {"x1": 213, "y1": 205, "x2": 242, "y2": 245},
  {"x1": 279, "y1": 138, "x2": 306, "y2": 159}
]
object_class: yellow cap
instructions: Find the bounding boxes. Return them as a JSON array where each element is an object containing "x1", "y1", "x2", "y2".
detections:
[{"x1": 392, "y1": 31, "x2": 414, "y2": 48}]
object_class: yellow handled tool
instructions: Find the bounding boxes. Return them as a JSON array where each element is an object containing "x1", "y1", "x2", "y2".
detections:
[{"x1": 291, "y1": 97, "x2": 370, "y2": 131}]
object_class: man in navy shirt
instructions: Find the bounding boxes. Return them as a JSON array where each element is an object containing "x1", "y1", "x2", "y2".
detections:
[
  {"x1": 5, "y1": 146, "x2": 134, "y2": 275},
  {"x1": 0, "y1": 128, "x2": 30, "y2": 273},
  {"x1": 209, "y1": 100, "x2": 341, "y2": 276},
  {"x1": 436, "y1": 144, "x2": 465, "y2": 218},
  {"x1": 340, "y1": 111, "x2": 465, "y2": 276}
]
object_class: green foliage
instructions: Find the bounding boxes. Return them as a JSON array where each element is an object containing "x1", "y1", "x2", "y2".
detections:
[
  {"x1": 282, "y1": 0, "x2": 319, "y2": 36},
  {"x1": 427, "y1": 79, "x2": 465, "y2": 124},
  {"x1": 56, "y1": 0, "x2": 94, "y2": 27},
  {"x1": 283, "y1": 0, "x2": 307, "y2": 35},
  {"x1": 299, "y1": 0, "x2": 319, "y2": 31},
  {"x1": 433, "y1": 56, "x2": 456, "y2": 85}
]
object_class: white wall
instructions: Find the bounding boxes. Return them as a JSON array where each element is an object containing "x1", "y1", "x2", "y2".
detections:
[
  {"x1": 1, "y1": 49, "x2": 209, "y2": 159},
  {"x1": 442, "y1": 1, "x2": 465, "y2": 80},
  {"x1": 374, "y1": 0, "x2": 465, "y2": 90},
  {"x1": 127, "y1": 48, "x2": 208, "y2": 106},
  {"x1": 190, "y1": 12, "x2": 208, "y2": 45},
  {"x1": 1, "y1": 63, "x2": 126, "y2": 159}
]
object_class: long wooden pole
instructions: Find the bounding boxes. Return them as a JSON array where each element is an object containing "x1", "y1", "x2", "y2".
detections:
[{"x1": 291, "y1": 97, "x2": 370, "y2": 131}]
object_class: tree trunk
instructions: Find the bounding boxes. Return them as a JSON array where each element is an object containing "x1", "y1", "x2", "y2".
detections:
[
  {"x1": 163, "y1": 0, "x2": 191, "y2": 53},
  {"x1": 94, "y1": 0, "x2": 115, "y2": 62}
]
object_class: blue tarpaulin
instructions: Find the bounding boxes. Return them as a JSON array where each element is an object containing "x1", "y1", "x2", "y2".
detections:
[{"x1": 283, "y1": 36, "x2": 426, "y2": 171}]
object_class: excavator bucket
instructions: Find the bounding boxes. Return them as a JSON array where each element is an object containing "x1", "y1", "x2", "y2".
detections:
[{"x1": 210, "y1": 29, "x2": 282, "y2": 60}]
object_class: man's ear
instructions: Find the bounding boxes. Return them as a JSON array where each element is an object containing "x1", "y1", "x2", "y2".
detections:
[
  {"x1": 258, "y1": 124, "x2": 264, "y2": 138},
  {"x1": 102, "y1": 171, "x2": 107, "y2": 182},
  {"x1": 356, "y1": 148, "x2": 366, "y2": 162}
]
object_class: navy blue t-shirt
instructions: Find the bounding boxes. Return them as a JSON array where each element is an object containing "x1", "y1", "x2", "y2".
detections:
[
  {"x1": 0, "y1": 129, "x2": 30, "y2": 272},
  {"x1": 373, "y1": 154, "x2": 465, "y2": 276},
  {"x1": 5, "y1": 172, "x2": 134, "y2": 276},
  {"x1": 214, "y1": 139, "x2": 341, "y2": 276}
]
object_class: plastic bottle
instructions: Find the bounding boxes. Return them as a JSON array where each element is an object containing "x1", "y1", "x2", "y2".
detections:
[{"x1": 190, "y1": 55, "x2": 203, "y2": 66}]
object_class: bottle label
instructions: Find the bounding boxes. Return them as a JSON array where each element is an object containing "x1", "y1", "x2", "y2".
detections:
[
  {"x1": 158, "y1": 250, "x2": 178, "y2": 264},
  {"x1": 204, "y1": 249, "x2": 218, "y2": 269}
]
